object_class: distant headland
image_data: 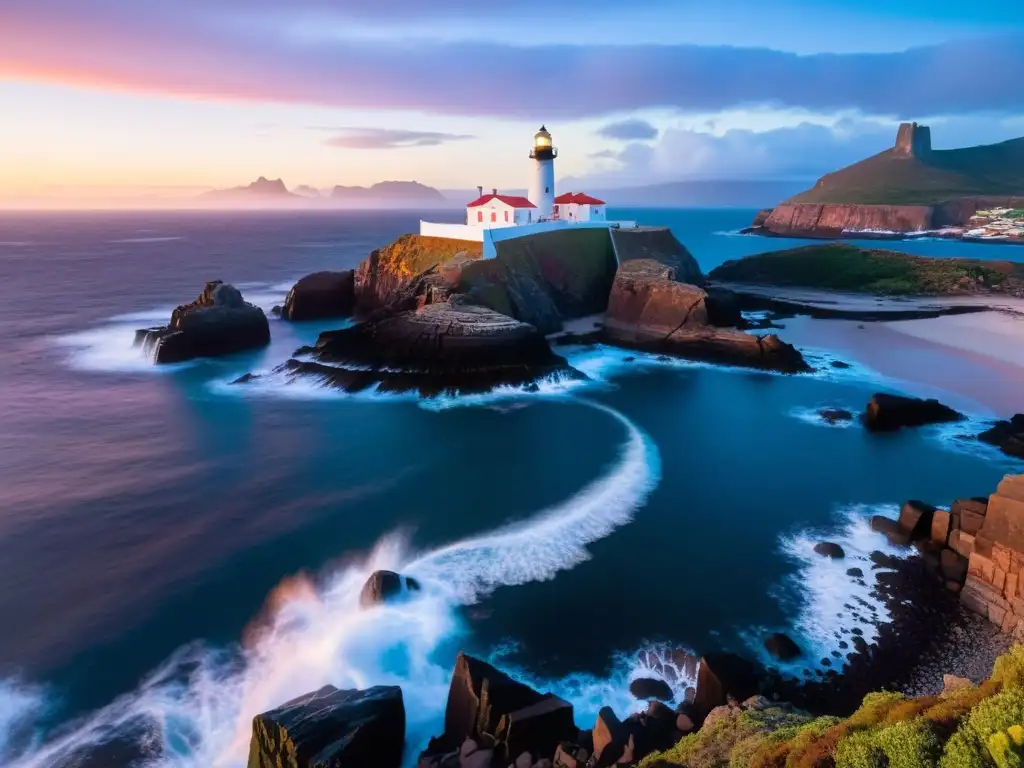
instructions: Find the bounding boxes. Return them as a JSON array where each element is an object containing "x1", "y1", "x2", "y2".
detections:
[
  {"x1": 198, "y1": 177, "x2": 447, "y2": 208},
  {"x1": 746, "y1": 123, "x2": 1024, "y2": 243}
]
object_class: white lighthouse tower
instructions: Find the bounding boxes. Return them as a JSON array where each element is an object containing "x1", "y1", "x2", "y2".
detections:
[{"x1": 528, "y1": 125, "x2": 556, "y2": 219}]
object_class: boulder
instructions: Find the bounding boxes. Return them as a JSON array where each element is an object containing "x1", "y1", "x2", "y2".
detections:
[
  {"x1": 942, "y1": 675, "x2": 973, "y2": 697},
  {"x1": 763, "y1": 633, "x2": 802, "y2": 661},
  {"x1": 435, "y1": 653, "x2": 575, "y2": 764},
  {"x1": 610, "y1": 227, "x2": 704, "y2": 285},
  {"x1": 282, "y1": 270, "x2": 356, "y2": 321},
  {"x1": 870, "y1": 515, "x2": 911, "y2": 547},
  {"x1": 359, "y1": 570, "x2": 421, "y2": 607},
  {"x1": 814, "y1": 542, "x2": 845, "y2": 559},
  {"x1": 692, "y1": 653, "x2": 761, "y2": 723},
  {"x1": 277, "y1": 303, "x2": 582, "y2": 397},
  {"x1": 931, "y1": 509, "x2": 952, "y2": 545},
  {"x1": 602, "y1": 260, "x2": 810, "y2": 373},
  {"x1": 940, "y1": 549, "x2": 969, "y2": 583},
  {"x1": 898, "y1": 500, "x2": 937, "y2": 540},
  {"x1": 628, "y1": 678, "x2": 673, "y2": 702},
  {"x1": 847, "y1": 568, "x2": 864, "y2": 578},
  {"x1": 952, "y1": 498, "x2": 989, "y2": 536},
  {"x1": 246, "y1": 684, "x2": 404, "y2": 768},
  {"x1": 137, "y1": 280, "x2": 270, "y2": 364},
  {"x1": 979, "y1": 474, "x2": 1024, "y2": 553},
  {"x1": 863, "y1": 393, "x2": 963, "y2": 432},
  {"x1": 591, "y1": 707, "x2": 627, "y2": 767},
  {"x1": 552, "y1": 743, "x2": 588, "y2": 768},
  {"x1": 979, "y1": 415, "x2": 1024, "y2": 459}
]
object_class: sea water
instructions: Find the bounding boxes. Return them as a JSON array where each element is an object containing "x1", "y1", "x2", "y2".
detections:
[{"x1": 0, "y1": 209, "x2": 1021, "y2": 766}]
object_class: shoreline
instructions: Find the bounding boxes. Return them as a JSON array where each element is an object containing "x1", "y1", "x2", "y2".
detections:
[{"x1": 742, "y1": 225, "x2": 1024, "y2": 247}]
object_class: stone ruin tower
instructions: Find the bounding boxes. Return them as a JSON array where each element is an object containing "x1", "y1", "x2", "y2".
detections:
[{"x1": 894, "y1": 122, "x2": 932, "y2": 158}]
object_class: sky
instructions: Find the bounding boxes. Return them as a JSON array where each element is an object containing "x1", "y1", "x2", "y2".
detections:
[{"x1": 2, "y1": 0, "x2": 1024, "y2": 204}]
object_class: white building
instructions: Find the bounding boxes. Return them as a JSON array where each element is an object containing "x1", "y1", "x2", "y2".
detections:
[
  {"x1": 419, "y1": 125, "x2": 635, "y2": 256},
  {"x1": 466, "y1": 189, "x2": 536, "y2": 227},
  {"x1": 554, "y1": 192, "x2": 606, "y2": 222}
]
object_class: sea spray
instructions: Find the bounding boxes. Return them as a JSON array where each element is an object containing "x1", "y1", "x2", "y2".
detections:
[{"x1": 1, "y1": 399, "x2": 661, "y2": 768}]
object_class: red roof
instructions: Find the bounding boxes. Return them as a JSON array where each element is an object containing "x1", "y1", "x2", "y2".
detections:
[
  {"x1": 554, "y1": 192, "x2": 606, "y2": 205},
  {"x1": 466, "y1": 193, "x2": 536, "y2": 209}
]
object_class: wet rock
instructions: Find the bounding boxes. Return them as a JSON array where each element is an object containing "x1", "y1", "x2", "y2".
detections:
[
  {"x1": 282, "y1": 270, "x2": 356, "y2": 321},
  {"x1": 863, "y1": 393, "x2": 963, "y2": 432},
  {"x1": 820, "y1": 408, "x2": 854, "y2": 424},
  {"x1": 830, "y1": 360, "x2": 851, "y2": 369},
  {"x1": 763, "y1": 633, "x2": 803, "y2": 662},
  {"x1": 692, "y1": 653, "x2": 761, "y2": 723},
  {"x1": 870, "y1": 516, "x2": 911, "y2": 547},
  {"x1": 281, "y1": 303, "x2": 581, "y2": 397},
  {"x1": 591, "y1": 707, "x2": 626, "y2": 766},
  {"x1": 847, "y1": 568, "x2": 864, "y2": 578},
  {"x1": 137, "y1": 280, "x2": 270, "y2": 364},
  {"x1": 629, "y1": 678, "x2": 673, "y2": 701},
  {"x1": 898, "y1": 500, "x2": 937, "y2": 541},
  {"x1": 814, "y1": 542, "x2": 846, "y2": 559},
  {"x1": 247, "y1": 684, "x2": 404, "y2": 768},
  {"x1": 979, "y1": 414, "x2": 1024, "y2": 459},
  {"x1": 359, "y1": 570, "x2": 421, "y2": 607}
]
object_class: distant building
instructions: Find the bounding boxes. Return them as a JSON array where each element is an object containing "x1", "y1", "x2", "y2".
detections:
[
  {"x1": 554, "y1": 192, "x2": 606, "y2": 222},
  {"x1": 419, "y1": 125, "x2": 635, "y2": 256}
]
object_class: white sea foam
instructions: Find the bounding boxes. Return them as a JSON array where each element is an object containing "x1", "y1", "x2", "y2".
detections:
[
  {"x1": 1, "y1": 400, "x2": 661, "y2": 768},
  {"x1": 52, "y1": 325, "x2": 189, "y2": 373},
  {"x1": 789, "y1": 406, "x2": 858, "y2": 429},
  {"x1": 746, "y1": 504, "x2": 905, "y2": 678}
]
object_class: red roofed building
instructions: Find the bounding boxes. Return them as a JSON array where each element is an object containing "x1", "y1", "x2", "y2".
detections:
[
  {"x1": 554, "y1": 192, "x2": 607, "y2": 223},
  {"x1": 465, "y1": 188, "x2": 537, "y2": 227}
]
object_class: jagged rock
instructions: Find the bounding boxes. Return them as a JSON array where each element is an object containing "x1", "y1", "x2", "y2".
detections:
[
  {"x1": 591, "y1": 707, "x2": 627, "y2": 767},
  {"x1": 847, "y1": 568, "x2": 864, "y2": 578},
  {"x1": 246, "y1": 684, "x2": 404, "y2": 768},
  {"x1": 814, "y1": 542, "x2": 845, "y2": 559},
  {"x1": 136, "y1": 280, "x2": 270, "y2": 364},
  {"x1": 979, "y1": 415, "x2": 1024, "y2": 459},
  {"x1": 764, "y1": 633, "x2": 803, "y2": 661},
  {"x1": 282, "y1": 270, "x2": 355, "y2": 321},
  {"x1": 898, "y1": 500, "x2": 937, "y2": 540},
  {"x1": 359, "y1": 570, "x2": 421, "y2": 607},
  {"x1": 430, "y1": 653, "x2": 575, "y2": 765},
  {"x1": 552, "y1": 743, "x2": 588, "y2": 768},
  {"x1": 870, "y1": 515, "x2": 911, "y2": 546},
  {"x1": 275, "y1": 304, "x2": 581, "y2": 397},
  {"x1": 611, "y1": 227, "x2": 704, "y2": 285},
  {"x1": 692, "y1": 653, "x2": 761, "y2": 723},
  {"x1": 863, "y1": 393, "x2": 963, "y2": 432},
  {"x1": 629, "y1": 678, "x2": 673, "y2": 701}
]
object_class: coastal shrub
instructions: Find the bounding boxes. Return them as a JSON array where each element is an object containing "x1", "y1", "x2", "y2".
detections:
[
  {"x1": 987, "y1": 724, "x2": 1024, "y2": 768},
  {"x1": 993, "y1": 646, "x2": 1024, "y2": 689},
  {"x1": 834, "y1": 728, "x2": 885, "y2": 768},
  {"x1": 923, "y1": 680, "x2": 1001, "y2": 732},
  {"x1": 874, "y1": 719, "x2": 944, "y2": 767},
  {"x1": 940, "y1": 689, "x2": 1024, "y2": 768}
]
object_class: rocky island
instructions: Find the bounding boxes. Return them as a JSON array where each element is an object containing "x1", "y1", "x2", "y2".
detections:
[{"x1": 746, "y1": 123, "x2": 1024, "y2": 242}]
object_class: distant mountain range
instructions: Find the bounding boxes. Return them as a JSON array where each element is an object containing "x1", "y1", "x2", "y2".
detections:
[{"x1": 199, "y1": 176, "x2": 808, "y2": 209}]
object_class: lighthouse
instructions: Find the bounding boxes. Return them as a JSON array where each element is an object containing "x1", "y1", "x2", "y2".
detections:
[{"x1": 528, "y1": 125, "x2": 556, "y2": 219}]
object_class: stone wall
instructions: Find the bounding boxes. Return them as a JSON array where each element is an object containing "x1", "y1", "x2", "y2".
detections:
[{"x1": 960, "y1": 474, "x2": 1024, "y2": 639}]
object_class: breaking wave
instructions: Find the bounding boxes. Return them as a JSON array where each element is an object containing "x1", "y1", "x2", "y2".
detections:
[{"x1": 0, "y1": 400, "x2": 661, "y2": 768}]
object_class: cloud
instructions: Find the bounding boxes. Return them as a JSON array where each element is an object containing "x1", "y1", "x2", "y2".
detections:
[
  {"x1": 3, "y1": 3, "x2": 1024, "y2": 118},
  {"x1": 568, "y1": 115, "x2": 1024, "y2": 186},
  {"x1": 323, "y1": 128, "x2": 474, "y2": 149},
  {"x1": 597, "y1": 119, "x2": 659, "y2": 140}
]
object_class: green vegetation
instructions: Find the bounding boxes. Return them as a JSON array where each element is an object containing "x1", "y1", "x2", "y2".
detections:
[
  {"x1": 708, "y1": 243, "x2": 1024, "y2": 296},
  {"x1": 638, "y1": 646, "x2": 1024, "y2": 768},
  {"x1": 787, "y1": 137, "x2": 1024, "y2": 205}
]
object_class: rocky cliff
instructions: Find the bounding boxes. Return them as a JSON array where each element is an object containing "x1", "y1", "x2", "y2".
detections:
[
  {"x1": 353, "y1": 234, "x2": 482, "y2": 313},
  {"x1": 758, "y1": 203, "x2": 935, "y2": 237}
]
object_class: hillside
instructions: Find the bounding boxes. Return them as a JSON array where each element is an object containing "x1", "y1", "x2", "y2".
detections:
[
  {"x1": 710, "y1": 243, "x2": 1024, "y2": 296},
  {"x1": 790, "y1": 125, "x2": 1024, "y2": 206},
  {"x1": 201, "y1": 176, "x2": 297, "y2": 200},
  {"x1": 331, "y1": 180, "x2": 445, "y2": 204}
]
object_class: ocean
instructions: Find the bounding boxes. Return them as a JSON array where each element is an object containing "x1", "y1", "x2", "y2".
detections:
[{"x1": 0, "y1": 208, "x2": 1021, "y2": 767}]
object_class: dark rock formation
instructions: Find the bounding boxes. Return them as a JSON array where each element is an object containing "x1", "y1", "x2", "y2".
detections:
[
  {"x1": 897, "y1": 500, "x2": 937, "y2": 541},
  {"x1": 354, "y1": 234, "x2": 482, "y2": 313},
  {"x1": 425, "y1": 652, "x2": 576, "y2": 765},
  {"x1": 628, "y1": 678, "x2": 673, "y2": 702},
  {"x1": 763, "y1": 633, "x2": 802, "y2": 662},
  {"x1": 275, "y1": 303, "x2": 581, "y2": 397},
  {"x1": 609, "y1": 227, "x2": 704, "y2": 285},
  {"x1": 602, "y1": 260, "x2": 810, "y2": 373},
  {"x1": 814, "y1": 542, "x2": 845, "y2": 559},
  {"x1": 246, "y1": 684, "x2": 404, "y2": 768},
  {"x1": 282, "y1": 270, "x2": 355, "y2": 321},
  {"x1": 135, "y1": 280, "x2": 270, "y2": 364},
  {"x1": 692, "y1": 653, "x2": 761, "y2": 723},
  {"x1": 359, "y1": 570, "x2": 421, "y2": 607},
  {"x1": 819, "y1": 408, "x2": 853, "y2": 425},
  {"x1": 979, "y1": 414, "x2": 1024, "y2": 459},
  {"x1": 458, "y1": 227, "x2": 620, "y2": 334},
  {"x1": 863, "y1": 393, "x2": 963, "y2": 432},
  {"x1": 757, "y1": 203, "x2": 935, "y2": 239}
]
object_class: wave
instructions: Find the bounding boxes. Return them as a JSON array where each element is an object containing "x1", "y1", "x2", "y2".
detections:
[{"x1": 1, "y1": 400, "x2": 661, "y2": 768}]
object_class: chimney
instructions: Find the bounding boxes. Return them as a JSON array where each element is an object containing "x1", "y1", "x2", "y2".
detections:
[
  {"x1": 477, "y1": 185, "x2": 483, "y2": 197},
  {"x1": 492, "y1": 188, "x2": 498, "y2": 195}
]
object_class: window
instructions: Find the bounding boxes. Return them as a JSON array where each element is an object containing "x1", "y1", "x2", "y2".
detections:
[
  {"x1": 477, "y1": 211, "x2": 483, "y2": 223},
  {"x1": 490, "y1": 211, "x2": 496, "y2": 222},
  {"x1": 545, "y1": 186, "x2": 549, "y2": 193},
  {"x1": 504, "y1": 210, "x2": 509, "y2": 222}
]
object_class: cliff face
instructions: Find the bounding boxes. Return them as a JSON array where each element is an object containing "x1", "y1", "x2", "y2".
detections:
[
  {"x1": 761, "y1": 203, "x2": 935, "y2": 237},
  {"x1": 354, "y1": 234, "x2": 482, "y2": 313},
  {"x1": 610, "y1": 227, "x2": 704, "y2": 284}
]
